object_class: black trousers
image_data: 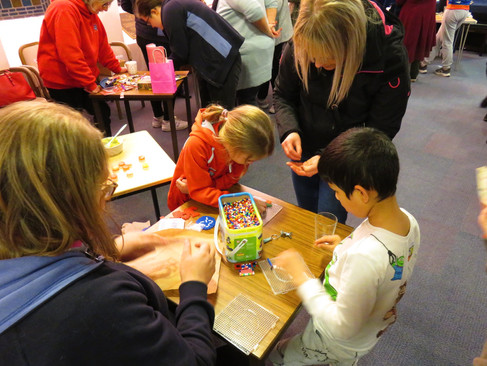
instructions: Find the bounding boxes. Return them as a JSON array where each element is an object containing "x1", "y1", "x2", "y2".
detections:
[
  {"x1": 197, "y1": 54, "x2": 241, "y2": 110},
  {"x1": 48, "y1": 87, "x2": 110, "y2": 132}
]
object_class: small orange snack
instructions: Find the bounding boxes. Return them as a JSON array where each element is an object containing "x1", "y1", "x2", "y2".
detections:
[
  {"x1": 142, "y1": 163, "x2": 149, "y2": 170},
  {"x1": 118, "y1": 161, "x2": 125, "y2": 167},
  {"x1": 122, "y1": 164, "x2": 131, "y2": 172},
  {"x1": 112, "y1": 165, "x2": 120, "y2": 172},
  {"x1": 109, "y1": 173, "x2": 118, "y2": 181},
  {"x1": 126, "y1": 172, "x2": 134, "y2": 178},
  {"x1": 138, "y1": 155, "x2": 145, "y2": 161}
]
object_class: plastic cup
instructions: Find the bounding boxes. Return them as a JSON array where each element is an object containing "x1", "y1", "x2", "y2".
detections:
[
  {"x1": 314, "y1": 212, "x2": 337, "y2": 241},
  {"x1": 126, "y1": 60, "x2": 137, "y2": 75}
]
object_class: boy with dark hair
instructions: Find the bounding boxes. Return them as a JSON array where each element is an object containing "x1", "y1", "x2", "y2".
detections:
[{"x1": 270, "y1": 127, "x2": 421, "y2": 365}]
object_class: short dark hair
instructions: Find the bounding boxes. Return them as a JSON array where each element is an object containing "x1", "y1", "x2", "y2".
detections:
[
  {"x1": 318, "y1": 127, "x2": 399, "y2": 201},
  {"x1": 135, "y1": 0, "x2": 161, "y2": 18}
]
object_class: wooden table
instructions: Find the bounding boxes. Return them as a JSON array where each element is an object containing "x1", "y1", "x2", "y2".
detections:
[
  {"x1": 108, "y1": 130, "x2": 175, "y2": 220},
  {"x1": 160, "y1": 185, "x2": 354, "y2": 365},
  {"x1": 91, "y1": 70, "x2": 192, "y2": 161},
  {"x1": 436, "y1": 13, "x2": 478, "y2": 70}
]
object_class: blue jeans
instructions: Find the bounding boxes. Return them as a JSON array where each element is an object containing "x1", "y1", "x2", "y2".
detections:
[{"x1": 292, "y1": 171, "x2": 348, "y2": 224}]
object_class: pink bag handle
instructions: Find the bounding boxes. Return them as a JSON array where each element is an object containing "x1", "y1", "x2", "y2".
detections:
[{"x1": 152, "y1": 47, "x2": 167, "y2": 63}]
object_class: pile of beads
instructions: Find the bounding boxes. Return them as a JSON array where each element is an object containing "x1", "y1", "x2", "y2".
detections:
[{"x1": 223, "y1": 198, "x2": 260, "y2": 229}]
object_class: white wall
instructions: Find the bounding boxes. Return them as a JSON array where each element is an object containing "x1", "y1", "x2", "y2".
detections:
[{"x1": 0, "y1": 4, "x2": 142, "y2": 68}]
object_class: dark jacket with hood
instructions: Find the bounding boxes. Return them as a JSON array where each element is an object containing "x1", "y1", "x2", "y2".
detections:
[
  {"x1": 0, "y1": 248, "x2": 215, "y2": 366},
  {"x1": 160, "y1": 0, "x2": 244, "y2": 88},
  {"x1": 274, "y1": 1, "x2": 410, "y2": 157}
]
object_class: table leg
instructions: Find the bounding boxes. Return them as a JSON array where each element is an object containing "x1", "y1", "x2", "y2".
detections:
[
  {"x1": 166, "y1": 99, "x2": 179, "y2": 161},
  {"x1": 92, "y1": 99, "x2": 111, "y2": 136},
  {"x1": 123, "y1": 100, "x2": 135, "y2": 133},
  {"x1": 182, "y1": 77, "x2": 193, "y2": 129},
  {"x1": 455, "y1": 23, "x2": 471, "y2": 71},
  {"x1": 150, "y1": 188, "x2": 161, "y2": 221},
  {"x1": 248, "y1": 356, "x2": 265, "y2": 366}
]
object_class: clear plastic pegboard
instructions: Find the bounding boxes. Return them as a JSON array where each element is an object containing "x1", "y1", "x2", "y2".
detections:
[
  {"x1": 213, "y1": 294, "x2": 279, "y2": 355},
  {"x1": 258, "y1": 257, "x2": 315, "y2": 295}
]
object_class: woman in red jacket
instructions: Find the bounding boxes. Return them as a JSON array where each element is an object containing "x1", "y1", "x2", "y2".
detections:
[{"x1": 38, "y1": 0, "x2": 127, "y2": 134}]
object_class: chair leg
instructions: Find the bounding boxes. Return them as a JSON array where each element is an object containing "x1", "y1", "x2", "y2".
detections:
[
  {"x1": 115, "y1": 100, "x2": 123, "y2": 119},
  {"x1": 141, "y1": 100, "x2": 145, "y2": 108}
]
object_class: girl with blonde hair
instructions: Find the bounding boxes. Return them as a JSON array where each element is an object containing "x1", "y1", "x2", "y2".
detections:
[
  {"x1": 274, "y1": 0, "x2": 409, "y2": 224},
  {"x1": 0, "y1": 101, "x2": 217, "y2": 365},
  {"x1": 167, "y1": 104, "x2": 275, "y2": 211}
]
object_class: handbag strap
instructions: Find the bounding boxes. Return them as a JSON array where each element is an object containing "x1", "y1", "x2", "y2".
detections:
[{"x1": 0, "y1": 71, "x2": 16, "y2": 87}]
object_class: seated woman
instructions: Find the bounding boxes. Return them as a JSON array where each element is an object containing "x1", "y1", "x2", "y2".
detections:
[{"x1": 0, "y1": 100, "x2": 216, "y2": 365}]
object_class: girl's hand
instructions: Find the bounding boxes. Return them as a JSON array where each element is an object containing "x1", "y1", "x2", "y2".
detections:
[
  {"x1": 119, "y1": 66, "x2": 128, "y2": 74},
  {"x1": 286, "y1": 155, "x2": 320, "y2": 177},
  {"x1": 274, "y1": 249, "x2": 310, "y2": 286},
  {"x1": 180, "y1": 240, "x2": 216, "y2": 284},
  {"x1": 176, "y1": 177, "x2": 189, "y2": 194},
  {"x1": 315, "y1": 234, "x2": 341, "y2": 249},
  {"x1": 254, "y1": 198, "x2": 267, "y2": 218},
  {"x1": 281, "y1": 132, "x2": 302, "y2": 161}
]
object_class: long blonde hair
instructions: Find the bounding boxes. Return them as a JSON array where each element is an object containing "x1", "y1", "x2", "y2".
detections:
[
  {"x1": 201, "y1": 104, "x2": 275, "y2": 160},
  {"x1": 294, "y1": 0, "x2": 371, "y2": 107},
  {"x1": 0, "y1": 101, "x2": 118, "y2": 260}
]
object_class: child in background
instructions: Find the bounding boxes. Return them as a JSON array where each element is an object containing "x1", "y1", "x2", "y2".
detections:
[
  {"x1": 270, "y1": 127, "x2": 421, "y2": 365},
  {"x1": 167, "y1": 104, "x2": 274, "y2": 211}
]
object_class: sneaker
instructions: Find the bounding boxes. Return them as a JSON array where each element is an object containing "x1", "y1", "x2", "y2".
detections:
[
  {"x1": 257, "y1": 98, "x2": 269, "y2": 109},
  {"x1": 161, "y1": 117, "x2": 188, "y2": 132},
  {"x1": 152, "y1": 117, "x2": 163, "y2": 128},
  {"x1": 419, "y1": 63, "x2": 427, "y2": 74},
  {"x1": 269, "y1": 105, "x2": 275, "y2": 114},
  {"x1": 434, "y1": 67, "x2": 450, "y2": 77}
]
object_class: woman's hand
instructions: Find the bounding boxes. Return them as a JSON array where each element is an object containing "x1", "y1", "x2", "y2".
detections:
[
  {"x1": 86, "y1": 85, "x2": 102, "y2": 94},
  {"x1": 281, "y1": 132, "x2": 302, "y2": 161},
  {"x1": 286, "y1": 155, "x2": 320, "y2": 177},
  {"x1": 315, "y1": 234, "x2": 341, "y2": 249},
  {"x1": 180, "y1": 240, "x2": 216, "y2": 285},
  {"x1": 176, "y1": 177, "x2": 189, "y2": 194},
  {"x1": 116, "y1": 231, "x2": 166, "y2": 261},
  {"x1": 274, "y1": 249, "x2": 310, "y2": 287}
]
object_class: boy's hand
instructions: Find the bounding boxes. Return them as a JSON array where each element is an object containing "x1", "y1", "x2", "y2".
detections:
[
  {"x1": 287, "y1": 155, "x2": 320, "y2": 177},
  {"x1": 116, "y1": 232, "x2": 165, "y2": 261},
  {"x1": 315, "y1": 234, "x2": 341, "y2": 248},
  {"x1": 180, "y1": 240, "x2": 216, "y2": 285},
  {"x1": 281, "y1": 132, "x2": 302, "y2": 161},
  {"x1": 176, "y1": 177, "x2": 189, "y2": 194},
  {"x1": 274, "y1": 249, "x2": 310, "y2": 286}
]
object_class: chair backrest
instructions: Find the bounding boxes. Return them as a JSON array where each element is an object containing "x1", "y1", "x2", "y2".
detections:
[
  {"x1": 97, "y1": 41, "x2": 133, "y2": 79},
  {"x1": 110, "y1": 41, "x2": 133, "y2": 62},
  {"x1": 18, "y1": 42, "x2": 40, "y2": 68},
  {"x1": 7, "y1": 66, "x2": 50, "y2": 100}
]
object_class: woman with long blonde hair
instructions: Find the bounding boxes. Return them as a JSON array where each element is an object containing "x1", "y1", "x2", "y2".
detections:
[
  {"x1": 274, "y1": 0, "x2": 409, "y2": 223},
  {"x1": 0, "y1": 101, "x2": 217, "y2": 365}
]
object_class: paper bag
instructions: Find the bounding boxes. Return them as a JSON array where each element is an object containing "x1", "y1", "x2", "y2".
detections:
[{"x1": 147, "y1": 47, "x2": 177, "y2": 94}]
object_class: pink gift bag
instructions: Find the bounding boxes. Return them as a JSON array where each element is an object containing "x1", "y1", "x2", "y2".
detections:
[{"x1": 147, "y1": 47, "x2": 177, "y2": 94}]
